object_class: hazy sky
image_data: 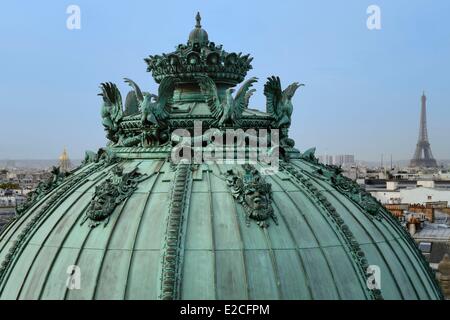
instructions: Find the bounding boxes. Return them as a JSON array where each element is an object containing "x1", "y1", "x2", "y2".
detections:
[{"x1": 0, "y1": 0, "x2": 449, "y2": 161}]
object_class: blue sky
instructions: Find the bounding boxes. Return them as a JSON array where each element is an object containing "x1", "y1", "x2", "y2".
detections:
[{"x1": 0, "y1": 0, "x2": 449, "y2": 161}]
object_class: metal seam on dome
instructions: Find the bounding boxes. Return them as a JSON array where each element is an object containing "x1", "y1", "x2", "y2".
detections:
[
  {"x1": 32, "y1": 169, "x2": 112, "y2": 299},
  {"x1": 284, "y1": 163, "x2": 384, "y2": 299},
  {"x1": 206, "y1": 167, "x2": 218, "y2": 300},
  {"x1": 313, "y1": 184, "x2": 415, "y2": 298},
  {"x1": 246, "y1": 164, "x2": 293, "y2": 299},
  {"x1": 311, "y1": 185, "x2": 412, "y2": 299},
  {"x1": 288, "y1": 161, "x2": 408, "y2": 299},
  {"x1": 295, "y1": 156, "x2": 383, "y2": 221},
  {"x1": 2, "y1": 243, "x2": 423, "y2": 251},
  {"x1": 373, "y1": 201, "x2": 444, "y2": 298},
  {"x1": 377, "y1": 206, "x2": 444, "y2": 298},
  {"x1": 262, "y1": 228, "x2": 284, "y2": 299},
  {"x1": 62, "y1": 161, "x2": 125, "y2": 300},
  {"x1": 213, "y1": 163, "x2": 250, "y2": 299},
  {"x1": 325, "y1": 181, "x2": 424, "y2": 298},
  {"x1": 322, "y1": 173, "x2": 431, "y2": 298},
  {"x1": 0, "y1": 161, "x2": 105, "y2": 295},
  {"x1": 270, "y1": 167, "x2": 348, "y2": 299},
  {"x1": 279, "y1": 162, "x2": 382, "y2": 300},
  {"x1": 91, "y1": 161, "x2": 145, "y2": 300},
  {"x1": 32, "y1": 162, "x2": 123, "y2": 299},
  {"x1": 269, "y1": 199, "x2": 314, "y2": 299},
  {"x1": 321, "y1": 187, "x2": 421, "y2": 299},
  {"x1": 269, "y1": 164, "x2": 344, "y2": 299},
  {"x1": 14, "y1": 164, "x2": 110, "y2": 298},
  {"x1": 290, "y1": 159, "x2": 441, "y2": 299},
  {"x1": 123, "y1": 160, "x2": 165, "y2": 299},
  {"x1": 62, "y1": 212, "x2": 96, "y2": 300},
  {"x1": 159, "y1": 163, "x2": 192, "y2": 300}
]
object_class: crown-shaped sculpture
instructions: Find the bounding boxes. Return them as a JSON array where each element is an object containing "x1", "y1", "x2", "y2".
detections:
[
  {"x1": 144, "y1": 12, "x2": 253, "y2": 85},
  {"x1": 97, "y1": 13, "x2": 303, "y2": 156}
]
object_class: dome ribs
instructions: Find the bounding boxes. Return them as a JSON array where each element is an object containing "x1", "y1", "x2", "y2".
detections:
[
  {"x1": 312, "y1": 175, "x2": 427, "y2": 299},
  {"x1": 0, "y1": 161, "x2": 105, "y2": 295},
  {"x1": 159, "y1": 163, "x2": 192, "y2": 300},
  {"x1": 34, "y1": 165, "x2": 116, "y2": 300},
  {"x1": 268, "y1": 165, "x2": 345, "y2": 299},
  {"x1": 279, "y1": 162, "x2": 384, "y2": 300},
  {"x1": 291, "y1": 157, "x2": 443, "y2": 299},
  {"x1": 376, "y1": 204, "x2": 445, "y2": 298}
]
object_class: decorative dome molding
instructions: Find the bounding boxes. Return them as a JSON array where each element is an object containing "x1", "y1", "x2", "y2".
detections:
[
  {"x1": 0, "y1": 156, "x2": 443, "y2": 300},
  {"x1": 145, "y1": 13, "x2": 252, "y2": 85}
]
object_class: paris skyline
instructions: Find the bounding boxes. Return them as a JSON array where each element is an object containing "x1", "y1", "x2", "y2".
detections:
[{"x1": 0, "y1": 0, "x2": 449, "y2": 161}]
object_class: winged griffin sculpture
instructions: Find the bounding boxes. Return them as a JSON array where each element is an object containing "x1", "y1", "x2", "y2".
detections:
[
  {"x1": 124, "y1": 77, "x2": 178, "y2": 127},
  {"x1": 197, "y1": 76, "x2": 258, "y2": 126},
  {"x1": 264, "y1": 76, "x2": 304, "y2": 128},
  {"x1": 99, "y1": 82, "x2": 124, "y2": 143}
]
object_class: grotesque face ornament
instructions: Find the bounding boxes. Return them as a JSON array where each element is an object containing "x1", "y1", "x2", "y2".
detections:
[
  {"x1": 81, "y1": 165, "x2": 149, "y2": 228},
  {"x1": 226, "y1": 164, "x2": 278, "y2": 228}
]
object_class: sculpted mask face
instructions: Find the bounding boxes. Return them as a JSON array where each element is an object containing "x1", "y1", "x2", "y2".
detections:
[
  {"x1": 243, "y1": 183, "x2": 271, "y2": 221},
  {"x1": 112, "y1": 165, "x2": 123, "y2": 177}
]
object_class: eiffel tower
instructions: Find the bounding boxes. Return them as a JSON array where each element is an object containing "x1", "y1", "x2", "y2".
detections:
[{"x1": 410, "y1": 92, "x2": 438, "y2": 168}]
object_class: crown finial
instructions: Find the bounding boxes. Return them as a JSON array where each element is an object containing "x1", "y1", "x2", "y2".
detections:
[{"x1": 195, "y1": 12, "x2": 201, "y2": 28}]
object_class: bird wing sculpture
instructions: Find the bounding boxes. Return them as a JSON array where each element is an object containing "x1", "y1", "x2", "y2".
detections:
[
  {"x1": 99, "y1": 82, "x2": 123, "y2": 127},
  {"x1": 243, "y1": 88, "x2": 256, "y2": 109},
  {"x1": 198, "y1": 76, "x2": 258, "y2": 125},
  {"x1": 264, "y1": 76, "x2": 303, "y2": 127},
  {"x1": 123, "y1": 78, "x2": 144, "y2": 105},
  {"x1": 124, "y1": 77, "x2": 176, "y2": 126},
  {"x1": 231, "y1": 77, "x2": 258, "y2": 120},
  {"x1": 281, "y1": 82, "x2": 303, "y2": 118},
  {"x1": 264, "y1": 76, "x2": 283, "y2": 122},
  {"x1": 197, "y1": 76, "x2": 223, "y2": 119},
  {"x1": 124, "y1": 91, "x2": 139, "y2": 116},
  {"x1": 124, "y1": 78, "x2": 155, "y2": 125},
  {"x1": 98, "y1": 82, "x2": 123, "y2": 143},
  {"x1": 154, "y1": 76, "x2": 178, "y2": 121}
]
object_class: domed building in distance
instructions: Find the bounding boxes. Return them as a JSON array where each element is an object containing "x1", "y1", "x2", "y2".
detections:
[{"x1": 0, "y1": 14, "x2": 443, "y2": 300}]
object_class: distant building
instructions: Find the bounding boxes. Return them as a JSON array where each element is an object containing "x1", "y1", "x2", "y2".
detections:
[
  {"x1": 333, "y1": 154, "x2": 355, "y2": 166},
  {"x1": 318, "y1": 154, "x2": 355, "y2": 167},
  {"x1": 414, "y1": 222, "x2": 450, "y2": 265},
  {"x1": 317, "y1": 155, "x2": 333, "y2": 165},
  {"x1": 382, "y1": 203, "x2": 450, "y2": 272},
  {"x1": 410, "y1": 93, "x2": 438, "y2": 168},
  {"x1": 369, "y1": 177, "x2": 450, "y2": 271},
  {"x1": 411, "y1": 210, "x2": 450, "y2": 269},
  {"x1": 371, "y1": 182, "x2": 450, "y2": 205},
  {"x1": 59, "y1": 148, "x2": 72, "y2": 173}
]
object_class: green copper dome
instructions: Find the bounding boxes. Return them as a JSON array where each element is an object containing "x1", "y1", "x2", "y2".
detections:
[{"x1": 0, "y1": 14, "x2": 443, "y2": 300}]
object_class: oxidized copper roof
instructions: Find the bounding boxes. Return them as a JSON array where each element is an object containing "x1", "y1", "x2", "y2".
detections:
[
  {"x1": 0, "y1": 156, "x2": 443, "y2": 299},
  {"x1": 0, "y1": 13, "x2": 443, "y2": 300}
]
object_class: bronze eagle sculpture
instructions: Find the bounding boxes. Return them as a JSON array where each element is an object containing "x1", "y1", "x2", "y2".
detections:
[
  {"x1": 124, "y1": 77, "x2": 178, "y2": 127},
  {"x1": 264, "y1": 76, "x2": 304, "y2": 128},
  {"x1": 197, "y1": 76, "x2": 258, "y2": 126},
  {"x1": 98, "y1": 82, "x2": 123, "y2": 143}
]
